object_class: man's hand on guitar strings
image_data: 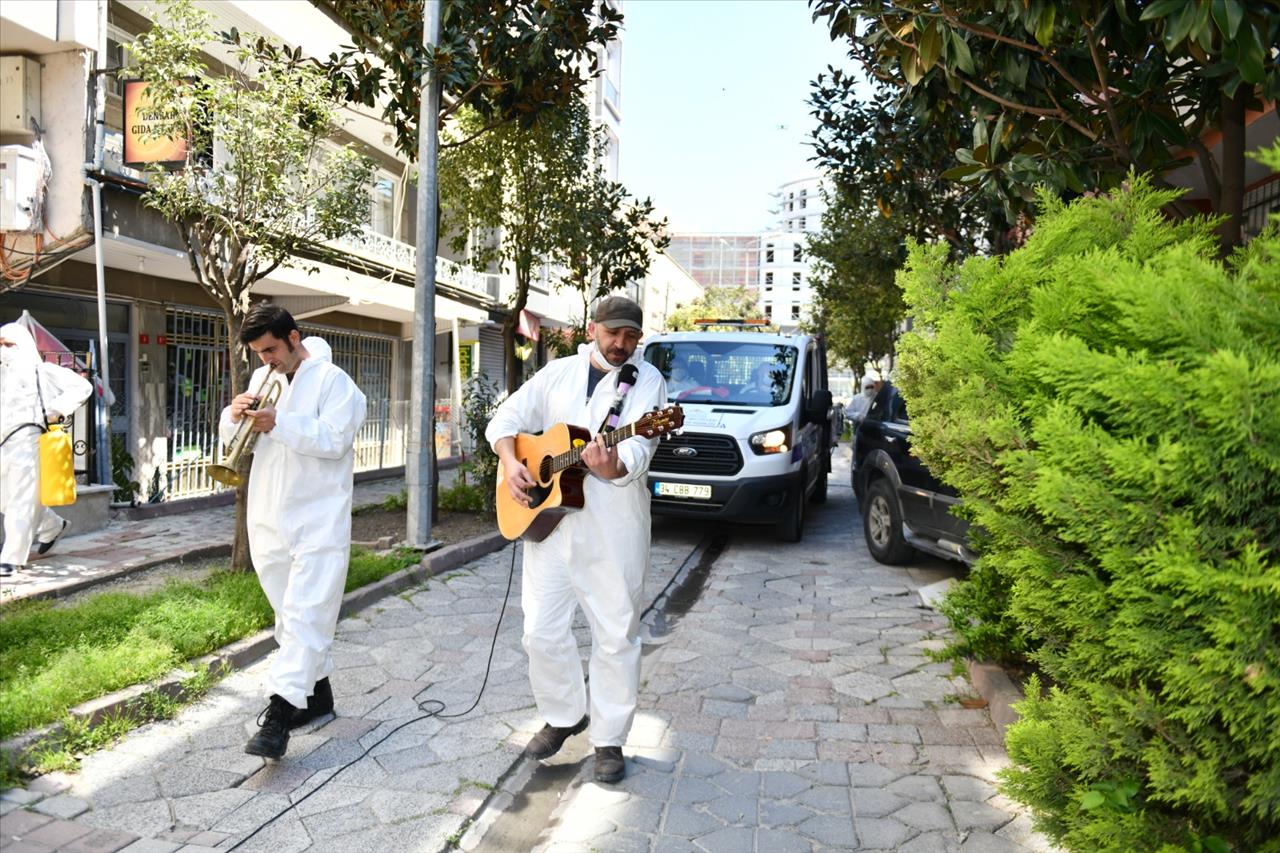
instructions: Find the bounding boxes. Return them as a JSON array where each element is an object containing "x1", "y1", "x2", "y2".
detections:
[
  {"x1": 582, "y1": 433, "x2": 627, "y2": 481},
  {"x1": 504, "y1": 459, "x2": 537, "y2": 506}
]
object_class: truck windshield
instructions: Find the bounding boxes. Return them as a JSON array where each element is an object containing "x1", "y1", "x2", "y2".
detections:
[{"x1": 644, "y1": 342, "x2": 798, "y2": 407}]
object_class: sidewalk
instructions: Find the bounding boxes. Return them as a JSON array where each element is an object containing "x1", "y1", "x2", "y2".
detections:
[{"x1": 0, "y1": 472, "x2": 453, "y2": 605}]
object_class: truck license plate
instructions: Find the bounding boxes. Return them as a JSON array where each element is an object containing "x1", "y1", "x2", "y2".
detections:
[{"x1": 654, "y1": 482, "x2": 712, "y2": 500}]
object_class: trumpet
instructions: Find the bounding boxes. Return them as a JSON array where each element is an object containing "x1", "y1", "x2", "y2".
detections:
[{"x1": 206, "y1": 369, "x2": 284, "y2": 487}]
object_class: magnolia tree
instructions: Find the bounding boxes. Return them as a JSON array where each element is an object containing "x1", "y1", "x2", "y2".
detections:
[
  {"x1": 131, "y1": 0, "x2": 373, "y2": 568},
  {"x1": 439, "y1": 101, "x2": 594, "y2": 393}
]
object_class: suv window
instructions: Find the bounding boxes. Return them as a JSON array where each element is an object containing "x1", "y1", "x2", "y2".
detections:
[{"x1": 866, "y1": 385, "x2": 908, "y2": 424}]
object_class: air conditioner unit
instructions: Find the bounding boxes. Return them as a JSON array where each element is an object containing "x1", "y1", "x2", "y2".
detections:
[
  {"x1": 0, "y1": 56, "x2": 42, "y2": 136},
  {"x1": 0, "y1": 145, "x2": 40, "y2": 232}
]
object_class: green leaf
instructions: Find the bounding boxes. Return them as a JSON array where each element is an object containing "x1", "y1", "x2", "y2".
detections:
[
  {"x1": 1034, "y1": 5, "x2": 1056, "y2": 47},
  {"x1": 1163, "y1": 3, "x2": 1199, "y2": 50},
  {"x1": 919, "y1": 22, "x2": 942, "y2": 71},
  {"x1": 1210, "y1": 0, "x2": 1243, "y2": 38},
  {"x1": 1202, "y1": 837, "x2": 1230, "y2": 853},
  {"x1": 950, "y1": 30, "x2": 976, "y2": 75},
  {"x1": 941, "y1": 164, "x2": 983, "y2": 180},
  {"x1": 903, "y1": 51, "x2": 923, "y2": 86},
  {"x1": 1140, "y1": 0, "x2": 1189, "y2": 21},
  {"x1": 1080, "y1": 791, "x2": 1106, "y2": 810}
]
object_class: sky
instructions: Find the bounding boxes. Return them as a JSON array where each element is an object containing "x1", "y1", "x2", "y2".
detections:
[{"x1": 617, "y1": 0, "x2": 858, "y2": 235}]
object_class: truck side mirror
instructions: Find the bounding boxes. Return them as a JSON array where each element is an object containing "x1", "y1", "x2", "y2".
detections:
[{"x1": 807, "y1": 389, "x2": 833, "y2": 424}]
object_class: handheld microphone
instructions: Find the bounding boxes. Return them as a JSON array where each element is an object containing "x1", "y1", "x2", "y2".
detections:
[{"x1": 601, "y1": 364, "x2": 639, "y2": 432}]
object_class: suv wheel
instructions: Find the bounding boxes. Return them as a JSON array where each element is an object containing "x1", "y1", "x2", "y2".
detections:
[
  {"x1": 863, "y1": 478, "x2": 914, "y2": 564},
  {"x1": 777, "y1": 476, "x2": 806, "y2": 542}
]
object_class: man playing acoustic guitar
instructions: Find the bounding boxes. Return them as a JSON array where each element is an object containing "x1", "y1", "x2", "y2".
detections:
[{"x1": 486, "y1": 295, "x2": 666, "y2": 784}]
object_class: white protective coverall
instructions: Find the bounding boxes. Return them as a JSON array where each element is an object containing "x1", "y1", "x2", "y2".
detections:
[
  {"x1": 486, "y1": 342, "x2": 666, "y2": 747},
  {"x1": 219, "y1": 336, "x2": 366, "y2": 708},
  {"x1": 1, "y1": 323, "x2": 93, "y2": 567}
]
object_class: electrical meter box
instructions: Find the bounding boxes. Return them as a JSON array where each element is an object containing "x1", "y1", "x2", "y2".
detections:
[
  {"x1": 0, "y1": 145, "x2": 40, "y2": 232},
  {"x1": 0, "y1": 57, "x2": 42, "y2": 136}
]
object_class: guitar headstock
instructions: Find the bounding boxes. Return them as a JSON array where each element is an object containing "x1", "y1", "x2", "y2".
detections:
[{"x1": 635, "y1": 405, "x2": 685, "y2": 439}]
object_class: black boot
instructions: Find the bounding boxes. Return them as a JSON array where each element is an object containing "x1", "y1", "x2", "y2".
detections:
[
  {"x1": 524, "y1": 714, "x2": 589, "y2": 760},
  {"x1": 291, "y1": 677, "x2": 334, "y2": 729},
  {"x1": 245, "y1": 695, "x2": 295, "y2": 759}
]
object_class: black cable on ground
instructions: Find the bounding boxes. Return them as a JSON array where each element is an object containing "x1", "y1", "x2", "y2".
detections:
[{"x1": 227, "y1": 541, "x2": 520, "y2": 851}]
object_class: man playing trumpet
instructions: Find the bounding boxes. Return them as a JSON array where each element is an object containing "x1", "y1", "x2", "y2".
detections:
[{"x1": 219, "y1": 303, "x2": 366, "y2": 759}]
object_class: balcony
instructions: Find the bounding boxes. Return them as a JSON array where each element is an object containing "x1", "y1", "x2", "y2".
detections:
[{"x1": 327, "y1": 227, "x2": 499, "y2": 301}]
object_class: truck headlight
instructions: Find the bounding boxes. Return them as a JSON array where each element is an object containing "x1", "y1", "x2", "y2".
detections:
[{"x1": 749, "y1": 425, "x2": 791, "y2": 455}]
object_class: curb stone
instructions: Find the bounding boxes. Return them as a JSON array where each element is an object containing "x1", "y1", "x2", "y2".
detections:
[
  {"x1": 0, "y1": 529, "x2": 510, "y2": 765},
  {"x1": 967, "y1": 659, "x2": 1024, "y2": 736}
]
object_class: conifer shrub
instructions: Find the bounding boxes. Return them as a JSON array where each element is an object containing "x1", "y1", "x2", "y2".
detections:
[{"x1": 894, "y1": 175, "x2": 1279, "y2": 852}]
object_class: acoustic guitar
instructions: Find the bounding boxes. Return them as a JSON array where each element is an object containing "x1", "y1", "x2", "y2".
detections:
[{"x1": 496, "y1": 406, "x2": 685, "y2": 541}]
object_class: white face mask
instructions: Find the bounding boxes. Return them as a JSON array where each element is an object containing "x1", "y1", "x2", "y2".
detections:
[{"x1": 863, "y1": 386, "x2": 875, "y2": 397}]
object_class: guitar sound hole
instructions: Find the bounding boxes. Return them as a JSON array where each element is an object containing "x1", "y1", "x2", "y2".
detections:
[{"x1": 526, "y1": 483, "x2": 552, "y2": 509}]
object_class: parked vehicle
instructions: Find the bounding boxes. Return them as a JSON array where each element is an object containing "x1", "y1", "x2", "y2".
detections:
[
  {"x1": 850, "y1": 382, "x2": 974, "y2": 565},
  {"x1": 641, "y1": 327, "x2": 838, "y2": 542}
]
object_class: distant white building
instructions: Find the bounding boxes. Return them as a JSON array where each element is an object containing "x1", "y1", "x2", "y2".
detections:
[{"x1": 758, "y1": 176, "x2": 825, "y2": 331}]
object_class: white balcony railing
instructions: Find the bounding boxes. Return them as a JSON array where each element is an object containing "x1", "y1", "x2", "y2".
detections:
[{"x1": 328, "y1": 226, "x2": 499, "y2": 301}]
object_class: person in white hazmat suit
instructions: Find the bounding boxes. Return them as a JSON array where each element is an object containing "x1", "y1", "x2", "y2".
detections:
[
  {"x1": 1, "y1": 322, "x2": 93, "y2": 577},
  {"x1": 487, "y1": 295, "x2": 666, "y2": 784},
  {"x1": 218, "y1": 304, "x2": 366, "y2": 759}
]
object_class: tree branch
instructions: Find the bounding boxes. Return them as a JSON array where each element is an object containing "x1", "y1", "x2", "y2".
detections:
[
  {"x1": 1084, "y1": 20, "x2": 1132, "y2": 165},
  {"x1": 961, "y1": 78, "x2": 1098, "y2": 142}
]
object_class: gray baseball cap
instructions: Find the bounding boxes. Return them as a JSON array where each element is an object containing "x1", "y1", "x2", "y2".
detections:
[{"x1": 593, "y1": 295, "x2": 644, "y2": 331}]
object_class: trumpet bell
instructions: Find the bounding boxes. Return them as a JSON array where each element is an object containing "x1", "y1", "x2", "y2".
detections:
[{"x1": 206, "y1": 463, "x2": 242, "y2": 487}]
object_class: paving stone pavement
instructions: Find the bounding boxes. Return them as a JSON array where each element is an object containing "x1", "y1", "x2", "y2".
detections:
[
  {"x1": 0, "y1": 497, "x2": 703, "y2": 852},
  {"x1": 515, "y1": 449, "x2": 1058, "y2": 853}
]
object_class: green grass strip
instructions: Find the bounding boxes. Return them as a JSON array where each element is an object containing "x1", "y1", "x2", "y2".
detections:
[{"x1": 0, "y1": 547, "x2": 419, "y2": 740}]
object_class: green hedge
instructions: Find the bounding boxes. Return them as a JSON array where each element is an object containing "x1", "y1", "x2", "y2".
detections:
[{"x1": 895, "y1": 175, "x2": 1279, "y2": 852}]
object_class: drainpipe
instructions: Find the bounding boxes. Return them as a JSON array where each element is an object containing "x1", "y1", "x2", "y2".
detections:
[{"x1": 82, "y1": 0, "x2": 111, "y2": 487}]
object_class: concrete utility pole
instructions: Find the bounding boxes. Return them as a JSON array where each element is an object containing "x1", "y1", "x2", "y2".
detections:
[{"x1": 407, "y1": 0, "x2": 442, "y2": 548}]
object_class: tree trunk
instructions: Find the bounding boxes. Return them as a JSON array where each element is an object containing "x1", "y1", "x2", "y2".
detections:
[
  {"x1": 504, "y1": 269, "x2": 531, "y2": 395},
  {"x1": 1215, "y1": 88, "x2": 1248, "y2": 257},
  {"x1": 225, "y1": 311, "x2": 254, "y2": 572}
]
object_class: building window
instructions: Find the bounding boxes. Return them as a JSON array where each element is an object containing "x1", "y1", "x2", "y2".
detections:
[
  {"x1": 792, "y1": 245, "x2": 802, "y2": 262},
  {"x1": 764, "y1": 304, "x2": 773, "y2": 319},
  {"x1": 765, "y1": 246, "x2": 774, "y2": 263},
  {"x1": 369, "y1": 173, "x2": 396, "y2": 238},
  {"x1": 765, "y1": 272, "x2": 773, "y2": 285},
  {"x1": 792, "y1": 271, "x2": 801, "y2": 285},
  {"x1": 792, "y1": 286, "x2": 801, "y2": 293},
  {"x1": 798, "y1": 217, "x2": 806, "y2": 231},
  {"x1": 790, "y1": 304, "x2": 801, "y2": 320},
  {"x1": 799, "y1": 197, "x2": 807, "y2": 209}
]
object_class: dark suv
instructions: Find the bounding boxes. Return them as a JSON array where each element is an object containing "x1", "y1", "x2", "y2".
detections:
[{"x1": 850, "y1": 383, "x2": 974, "y2": 565}]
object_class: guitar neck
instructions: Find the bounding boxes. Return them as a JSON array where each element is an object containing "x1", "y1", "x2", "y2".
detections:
[{"x1": 552, "y1": 423, "x2": 636, "y2": 475}]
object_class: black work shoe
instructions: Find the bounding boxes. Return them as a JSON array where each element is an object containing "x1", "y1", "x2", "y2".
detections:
[
  {"x1": 524, "y1": 714, "x2": 589, "y2": 760},
  {"x1": 594, "y1": 746, "x2": 625, "y2": 784},
  {"x1": 36, "y1": 520, "x2": 70, "y2": 555},
  {"x1": 291, "y1": 677, "x2": 334, "y2": 729},
  {"x1": 245, "y1": 695, "x2": 296, "y2": 759},
  {"x1": 0, "y1": 563, "x2": 17, "y2": 578}
]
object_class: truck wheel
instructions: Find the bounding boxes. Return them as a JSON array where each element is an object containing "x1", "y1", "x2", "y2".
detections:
[
  {"x1": 863, "y1": 478, "x2": 914, "y2": 564},
  {"x1": 777, "y1": 477, "x2": 806, "y2": 542}
]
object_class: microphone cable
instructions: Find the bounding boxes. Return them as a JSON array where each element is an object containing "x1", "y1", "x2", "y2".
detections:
[{"x1": 227, "y1": 541, "x2": 520, "y2": 851}]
